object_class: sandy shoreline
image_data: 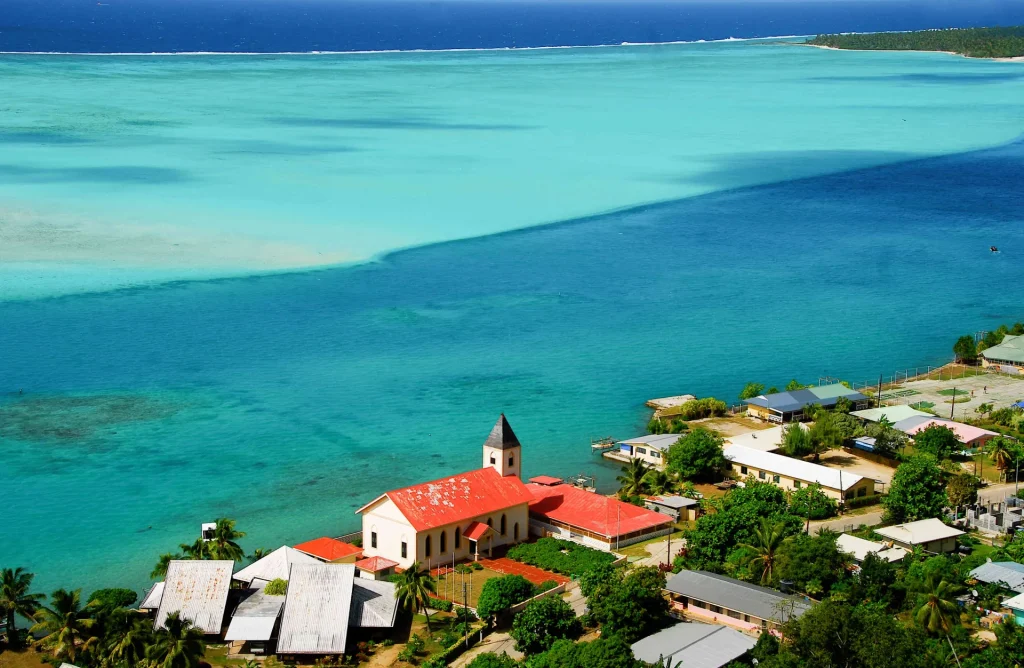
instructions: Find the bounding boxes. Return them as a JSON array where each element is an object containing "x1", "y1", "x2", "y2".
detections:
[{"x1": 800, "y1": 42, "x2": 1024, "y2": 62}]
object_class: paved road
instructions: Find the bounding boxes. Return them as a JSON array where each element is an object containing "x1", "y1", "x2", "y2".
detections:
[
  {"x1": 564, "y1": 585, "x2": 588, "y2": 618},
  {"x1": 811, "y1": 511, "x2": 884, "y2": 535},
  {"x1": 635, "y1": 537, "x2": 685, "y2": 568},
  {"x1": 450, "y1": 632, "x2": 523, "y2": 667}
]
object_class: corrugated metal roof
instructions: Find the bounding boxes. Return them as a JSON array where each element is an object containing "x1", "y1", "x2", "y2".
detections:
[
  {"x1": 902, "y1": 419, "x2": 998, "y2": 444},
  {"x1": 139, "y1": 581, "x2": 165, "y2": 610},
  {"x1": 361, "y1": 467, "x2": 535, "y2": 532},
  {"x1": 155, "y1": 560, "x2": 233, "y2": 635},
  {"x1": 1003, "y1": 591, "x2": 1024, "y2": 610},
  {"x1": 851, "y1": 406, "x2": 929, "y2": 424},
  {"x1": 982, "y1": 334, "x2": 1024, "y2": 363},
  {"x1": 724, "y1": 445, "x2": 864, "y2": 491},
  {"x1": 631, "y1": 622, "x2": 756, "y2": 668},
  {"x1": 350, "y1": 579, "x2": 398, "y2": 628},
  {"x1": 875, "y1": 518, "x2": 964, "y2": 545},
  {"x1": 836, "y1": 534, "x2": 908, "y2": 563},
  {"x1": 666, "y1": 571, "x2": 812, "y2": 622},
  {"x1": 293, "y1": 537, "x2": 362, "y2": 562},
  {"x1": 354, "y1": 556, "x2": 398, "y2": 573},
  {"x1": 618, "y1": 434, "x2": 680, "y2": 451},
  {"x1": 649, "y1": 495, "x2": 698, "y2": 509},
  {"x1": 224, "y1": 590, "x2": 285, "y2": 641},
  {"x1": 526, "y1": 481, "x2": 673, "y2": 538},
  {"x1": 723, "y1": 425, "x2": 795, "y2": 453},
  {"x1": 277, "y1": 563, "x2": 355, "y2": 654},
  {"x1": 745, "y1": 384, "x2": 866, "y2": 412},
  {"x1": 483, "y1": 414, "x2": 522, "y2": 451},
  {"x1": 970, "y1": 561, "x2": 1024, "y2": 593},
  {"x1": 234, "y1": 546, "x2": 320, "y2": 584}
]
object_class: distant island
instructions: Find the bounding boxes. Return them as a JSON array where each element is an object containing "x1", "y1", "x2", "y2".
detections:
[{"x1": 807, "y1": 25, "x2": 1024, "y2": 59}]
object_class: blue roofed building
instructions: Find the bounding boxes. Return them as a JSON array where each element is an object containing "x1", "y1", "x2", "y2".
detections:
[{"x1": 744, "y1": 384, "x2": 869, "y2": 424}]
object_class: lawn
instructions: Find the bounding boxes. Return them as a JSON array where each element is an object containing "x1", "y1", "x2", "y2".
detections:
[
  {"x1": 434, "y1": 566, "x2": 505, "y2": 608},
  {"x1": 938, "y1": 388, "x2": 971, "y2": 397},
  {"x1": 617, "y1": 529, "x2": 687, "y2": 558}
]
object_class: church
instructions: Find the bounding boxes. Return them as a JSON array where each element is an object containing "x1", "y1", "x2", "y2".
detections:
[{"x1": 355, "y1": 414, "x2": 534, "y2": 570}]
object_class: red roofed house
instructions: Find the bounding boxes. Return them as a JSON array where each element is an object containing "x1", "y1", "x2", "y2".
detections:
[
  {"x1": 526, "y1": 476, "x2": 673, "y2": 551},
  {"x1": 294, "y1": 536, "x2": 363, "y2": 563},
  {"x1": 355, "y1": 415, "x2": 534, "y2": 569}
]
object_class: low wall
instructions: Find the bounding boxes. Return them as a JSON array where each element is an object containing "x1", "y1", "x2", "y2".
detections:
[
  {"x1": 528, "y1": 519, "x2": 673, "y2": 551},
  {"x1": 507, "y1": 582, "x2": 569, "y2": 616}
]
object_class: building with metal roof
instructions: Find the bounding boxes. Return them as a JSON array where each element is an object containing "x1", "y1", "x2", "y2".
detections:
[
  {"x1": 645, "y1": 494, "x2": 701, "y2": 522},
  {"x1": 355, "y1": 415, "x2": 534, "y2": 568},
  {"x1": 722, "y1": 425, "x2": 794, "y2": 453},
  {"x1": 982, "y1": 334, "x2": 1024, "y2": 371},
  {"x1": 277, "y1": 563, "x2": 356, "y2": 655},
  {"x1": 139, "y1": 581, "x2": 165, "y2": 612},
  {"x1": 723, "y1": 445, "x2": 873, "y2": 502},
  {"x1": 526, "y1": 479, "x2": 673, "y2": 551},
  {"x1": 836, "y1": 534, "x2": 908, "y2": 564},
  {"x1": 616, "y1": 433, "x2": 679, "y2": 468},
  {"x1": 875, "y1": 518, "x2": 964, "y2": 554},
  {"x1": 1002, "y1": 591, "x2": 1024, "y2": 625},
  {"x1": 354, "y1": 556, "x2": 398, "y2": 581},
  {"x1": 665, "y1": 571, "x2": 812, "y2": 634},
  {"x1": 224, "y1": 590, "x2": 285, "y2": 644},
  {"x1": 745, "y1": 384, "x2": 868, "y2": 423},
  {"x1": 154, "y1": 560, "x2": 233, "y2": 635},
  {"x1": 350, "y1": 579, "x2": 399, "y2": 628},
  {"x1": 900, "y1": 418, "x2": 998, "y2": 448},
  {"x1": 233, "y1": 546, "x2": 320, "y2": 586},
  {"x1": 631, "y1": 622, "x2": 756, "y2": 668},
  {"x1": 970, "y1": 561, "x2": 1024, "y2": 593},
  {"x1": 294, "y1": 537, "x2": 363, "y2": 563},
  {"x1": 851, "y1": 405, "x2": 930, "y2": 424}
]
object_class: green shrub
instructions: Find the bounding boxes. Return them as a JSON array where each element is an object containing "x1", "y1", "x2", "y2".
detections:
[
  {"x1": 263, "y1": 578, "x2": 288, "y2": 595},
  {"x1": 472, "y1": 562, "x2": 484, "y2": 571},
  {"x1": 382, "y1": 638, "x2": 395, "y2": 647},
  {"x1": 535, "y1": 580, "x2": 559, "y2": 593},
  {"x1": 788, "y1": 483, "x2": 838, "y2": 520},
  {"x1": 506, "y1": 538, "x2": 616, "y2": 576},
  {"x1": 477, "y1": 574, "x2": 536, "y2": 619},
  {"x1": 428, "y1": 596, "x2": 453, "y2": 612}
]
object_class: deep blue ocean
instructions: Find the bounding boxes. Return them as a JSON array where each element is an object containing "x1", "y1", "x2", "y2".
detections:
[{"x1": 3, "y1": 0, "x2": 1024, "y2": 53}]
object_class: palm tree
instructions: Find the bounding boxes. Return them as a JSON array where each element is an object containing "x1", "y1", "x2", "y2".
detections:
[
  {"x1": 151, "y1": 552, "x2": 183, "y2": 579},
  {"x1": 737, "y1": 519, "x2": 788, "y2": 585},
  {"x1": 991, "y1": 439, "x2": 1014, "y2": 474},
  {"x1": 914, "y1": 573, "x2": 964, "y2": 667},
  {"x1": 395, "y1": 561, "x2": 437, "y2": 636},
  {"x1": 0, "y1": 567, "x2": 44, "y2": 649},
  {"x1": 147, "y1": 611, "x2": 206, "y2": 668},
  {"x1": 247, "y1": 547, "x2": 270, "y2": 564},
  {"x1": 617, "y1": 458, "x2": 649, "y2": 497},
  {"x1": 179, "y1": 539, "x2": 210, "y2": 560},
  {"x1": 98, "y1": 608, "x2": 153, "y2": 667},
  {"x1": 208, "y1": 518, "x2": 246, "y2": 561},
  {"x1": 644, "y1": 469, "x2": 673, "y2": 495},
  {"x1": 30, "y1": 588, "x2": 97, "y2": 664}
]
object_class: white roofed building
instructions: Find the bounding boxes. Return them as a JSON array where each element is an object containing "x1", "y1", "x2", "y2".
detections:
[
  {"x1": 875, "y1": 518, "x2": 964, "y2": 554},
  {"x1": 277, "y1": 563, "x2": 356, "y2": 655},
  {"x1": 233, "y1": 546, "x2": 320, "y2": 588},
  {"x1": 155, "y1": 560, "x2": 233, "y2": 635},
  {"x1": 724, "y1": 445, "x2": 874, "y2": 503},
  {"x1": 836, "y1": 534, "x2": 908, "y2": 564}
]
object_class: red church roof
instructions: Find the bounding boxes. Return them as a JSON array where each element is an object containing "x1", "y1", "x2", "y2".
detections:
[
  {"x1": 526, "y1": 481, "x2": 672, "y2": 539},
  {"x1": 294, "y1": 537, "x2": 362, "y2": 562},
  {"x1": 357, "y1": 467, "x2": 535, "y2": 533}
]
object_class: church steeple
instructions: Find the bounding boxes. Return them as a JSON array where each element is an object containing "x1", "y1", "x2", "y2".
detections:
[{"x1": 482, "y1": 413, "x2": 521, "y2": 478}]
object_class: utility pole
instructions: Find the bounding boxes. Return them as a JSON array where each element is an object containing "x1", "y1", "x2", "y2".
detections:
[
  {"x1": 463, "y1": 582, "x2": 470, "y2": 648},
  {"x1": 950, "y1": 387, "x2": 956, "y2": 420},
  {"x1": 876, "y1": 374, "x2": 883, "y2": 407}
]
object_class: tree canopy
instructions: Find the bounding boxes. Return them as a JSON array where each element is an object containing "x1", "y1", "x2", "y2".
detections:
[
  {"x1": 586, "y1": 566, "x2": 668, "y2": 643},
  {"x1": 884, "y1": 455, "x2": 948, "y2": 523},
  {"x1": 808, "y1": 25, "x2": 1024, "y2": 59},
  {"x1": 476, "y1": 574, "x2": 536, "y2": 620},
  {"x1": 912, "y1": 425, "x2": 960, "y2": 461},
  {"x1": 510, "y1": 594, "x2": 580, "y2": 655},
  {"x1": 665, "y1": 428, "x2": 727, "y2": 482}
]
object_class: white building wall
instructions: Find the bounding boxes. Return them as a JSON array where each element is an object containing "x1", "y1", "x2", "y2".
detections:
[
  {"x1": 361, "y1": 497, "x2": 418, "y2": 569},
  {"x1": 483, "y1": 445, "x2": 521, "y2": 478}
]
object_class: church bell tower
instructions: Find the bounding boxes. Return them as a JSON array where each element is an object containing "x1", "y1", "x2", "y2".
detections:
[{"x1": 482, "y1": 413, "x2": 522, "y2": 478}]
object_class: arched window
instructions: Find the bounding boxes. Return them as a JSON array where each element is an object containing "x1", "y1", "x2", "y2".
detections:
[
  {"x1": 514, "y1": 522, "x2": 519, "y2": 541},
  {"x1": 500, "y1": 514, "x2": 507, "y2": 536},
  {"x1": 487, "y1": 518, "x2": 493, "y2": 528},
  {"x1": 440, "y1": 530, "x2": 447, "y2": 554},
  {"x1": 425, "y1": 535, "x2": 432, "y2": 558},
  {"x1": 455, "y1": 527, "x2": 461, "y2": 549}
]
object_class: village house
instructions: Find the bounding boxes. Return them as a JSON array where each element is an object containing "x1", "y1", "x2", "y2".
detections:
[
  {"x1": 614, "y1": 433, "x2": 678, "y2": 468},
  {"x1": 836, "y1": 534, "x2": 908, "y2": 565},
  {"x1": 664, "y1": 570, "x2": 812, "y2": 635},
  {"x1": 645, "y1": 494, "x2": 701, "y2": 522},
  {"x1": 631, "y1": 622, "x2": 756, "y2": 668},
  {"x1": 744, "y1": 384, "x2": 868, "y2": 424},
  {"x1": 723, "y1": 445, "x2": 875, "y2": 503},
  {"x1": 355, "y1": 414, "x2": 534, "y2": 569},
  {"x1": 970, "y1": 560, "x2": 1024, "y2": 594},
  {"x1": 294, "y1": 537, "x2": 364, "y2": 563},
  {"x1": 874, "y1": 518, "x2": 964, "y2": 554},
  {"x1": 526, "y1": 476, "x2": 674, "y2": 550},
  {"x1": 154, "y1": 560, "x2": 234, "y2": 636},
  {"x1": 981, "y1": 334, "x2": 1024, "y2": 373}
]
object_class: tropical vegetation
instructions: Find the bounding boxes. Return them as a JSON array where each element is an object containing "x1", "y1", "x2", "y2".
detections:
[{"x1": 808, "y1": 26, "x2": 1024, "y2": 59}]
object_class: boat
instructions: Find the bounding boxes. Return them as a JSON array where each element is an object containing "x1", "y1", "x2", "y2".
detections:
[{"x1": 991, "y1": 246, "x2": 1000, "y2": 253}]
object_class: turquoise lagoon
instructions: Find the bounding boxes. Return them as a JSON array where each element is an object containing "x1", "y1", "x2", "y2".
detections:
[{"x1": 2, "y1": 40, "x2": 1024, "y2": 595}]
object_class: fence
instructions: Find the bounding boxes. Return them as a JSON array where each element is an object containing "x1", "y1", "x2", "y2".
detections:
[{"x1": 334, "y1": 530, "x2": 362, "y2": 544}]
